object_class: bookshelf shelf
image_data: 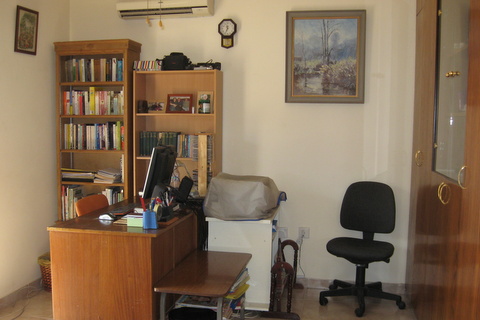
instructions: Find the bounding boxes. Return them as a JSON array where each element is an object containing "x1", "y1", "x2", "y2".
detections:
[
  {"x1": 59, "y1": 115, "x2": 124, "y2": 118},
  {"x1": 133, "y1": 70, "x2": 223, "y2": 197},
  {"x1": 60, "y1": 81, "x2": 124, "y2": 86},
  {"x1": 61, "y1": 181, "x2": 125, "y2": 187},
  {"x1": 60, "y1": 149, "x2": 125, "y2": 154},
  {"x1": 55, "y1": 39, "x2": 141, "y2": 221}
]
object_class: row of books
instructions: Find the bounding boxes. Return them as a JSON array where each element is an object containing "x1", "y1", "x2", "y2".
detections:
[
  {"x1": 133, "y1": 60, "x2": 162, "y2": 71},
  {"x1": 139, "y1": 131, "x2": 213, "y2": 160},
  {"x1": 60, "y1": 185, "x2": 124, "y2": 221},
  {"x1": 102, "y1": 186, "x2": 124, "y2": 205},
  {"x1": 138, "y1": 131, "x2": 180, "y2": 156},
  {"x1": 63, "y1": 121, "x2": 124, "y2": 150},
  {"x1": 178, "y1": 134, "x2": 214, "y2": 161},
  {"x1": 61, "y1": 185, "x2": 83, "y2": 221},
  {"x1": 62, "y1": 88, "x2": 124, "y2": 116},
  {"x1": 64, "y1": 57, "x2": 124, "y2": 82}
]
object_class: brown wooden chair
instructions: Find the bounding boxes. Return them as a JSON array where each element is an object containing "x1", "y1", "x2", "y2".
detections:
[{"x1": 75, "y1": 194, "x2": 109, "y2": 216}]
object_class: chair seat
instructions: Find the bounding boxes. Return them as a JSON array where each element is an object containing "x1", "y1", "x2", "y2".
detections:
[{"x1": 326, "y1": 237, "x2": 394, "y2": 264}]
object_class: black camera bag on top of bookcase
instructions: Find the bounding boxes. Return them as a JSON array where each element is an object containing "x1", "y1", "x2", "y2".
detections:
[{"x1": 161, "y1": 52, "x2": 192, "y2": 70}]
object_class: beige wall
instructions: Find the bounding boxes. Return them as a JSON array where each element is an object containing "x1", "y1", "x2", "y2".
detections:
[
  {"x1": 0, "y1": 0, "x2": 416, "y2": 298},
  {"x1": 0, "y1": 0, "x2": 68, "y2": 297},
  {"x1": 70, "y1": 0, "x2": 416, "y2": 284}
]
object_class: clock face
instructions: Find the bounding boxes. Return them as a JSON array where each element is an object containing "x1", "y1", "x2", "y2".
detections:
[{"x1": 219, "y1": 19, "x2": 236, "y2": 36}]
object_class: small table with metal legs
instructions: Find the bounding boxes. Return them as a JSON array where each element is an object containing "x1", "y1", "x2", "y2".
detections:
[{"x1": 154, "y1": 250, "x2": 252, "y2": 320}]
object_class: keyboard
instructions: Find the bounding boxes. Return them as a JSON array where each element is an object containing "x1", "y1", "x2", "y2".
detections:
[{"x1": 107, "y1": 203, "x2": 139, "y2": 216}]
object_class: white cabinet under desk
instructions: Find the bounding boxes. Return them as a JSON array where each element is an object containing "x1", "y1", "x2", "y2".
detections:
[{"x1": 206, "y1": 208, "x2": 281, "y2": 311}]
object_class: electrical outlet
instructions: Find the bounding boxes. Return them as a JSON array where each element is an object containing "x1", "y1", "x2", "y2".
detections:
[
  {"x1": 278, "y1": 227, "x2": 288, "y2": 239},
  {"x1": 299, "y1": 227, "x2": 310, "y2": 239}
]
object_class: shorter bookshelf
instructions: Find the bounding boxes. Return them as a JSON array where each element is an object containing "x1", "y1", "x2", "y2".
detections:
[{"x1": 133, "y1": 70, "x2": 223, "y2": 198}]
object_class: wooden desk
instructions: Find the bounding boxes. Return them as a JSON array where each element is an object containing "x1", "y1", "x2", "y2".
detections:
[
  {"x1": 154, "y1": 250, "x2": 252, "y2": 320},
  {"x1": 47, "y1": 201, "x2": 198, "y2": 320}
]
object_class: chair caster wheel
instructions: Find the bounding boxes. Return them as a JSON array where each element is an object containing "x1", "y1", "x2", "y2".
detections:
[
  {"x1": 355, "y1": 308, "x2": 364, "y2": 317},
  {"x1": 397, "y1": 300, "x2": 406, "y2": 309},
  {"x1": 329, "y1": 284, "x2": 337, "y2": 290},
  {"x1": 319, "y1": 296, "x2": 328, "y2": 306}
]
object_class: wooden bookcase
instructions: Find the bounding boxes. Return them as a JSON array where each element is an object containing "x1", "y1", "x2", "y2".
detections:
[
  {"x1": 133, "y1": 70, "x2": 223, "y2": 197},
  {"x1": 55, "y1": 39, "x2": 141, "y2": 221}
]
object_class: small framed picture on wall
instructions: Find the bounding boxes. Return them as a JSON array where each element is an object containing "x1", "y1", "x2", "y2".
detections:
[{"x1": 14, "y1": 6, "x2": 39, "y2": 55}]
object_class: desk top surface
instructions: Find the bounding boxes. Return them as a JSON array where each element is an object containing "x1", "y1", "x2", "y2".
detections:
[
  {"x1": 154, "y1": 250, "x2": 252, "y2": 297},
  {"x1": 47, "y1": 199, "x2": 193, "y2": 237}
]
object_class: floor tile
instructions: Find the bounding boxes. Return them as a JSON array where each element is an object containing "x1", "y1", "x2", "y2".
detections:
[{"x1": 0, "y1": 285, "x2": 417, "y2": 320}]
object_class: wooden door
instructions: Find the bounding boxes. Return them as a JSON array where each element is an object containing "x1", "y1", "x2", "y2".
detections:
[
  {"x1": 452, "y1": 0, "x2": 480, "y2": 316},
  {"x1": 407, "y1": 0, "x2": 477, "y2": 318}
]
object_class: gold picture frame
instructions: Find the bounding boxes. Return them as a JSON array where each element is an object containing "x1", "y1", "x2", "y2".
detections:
[{"x1": 285, "y1": 10, "x2": 366, "y2": 103}]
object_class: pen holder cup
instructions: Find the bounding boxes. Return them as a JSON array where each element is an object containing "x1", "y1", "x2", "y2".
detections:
[
  {"x1": 157, "y1": 205, "x2": 174, "y2": 222},
  {"x1": 143, "y1": 210, "x2": 158, "y2": 229}
]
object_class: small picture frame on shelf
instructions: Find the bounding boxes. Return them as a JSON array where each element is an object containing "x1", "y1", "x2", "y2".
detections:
[
  {"x1": 148, "y1": 101, "x2": 165, "y2": 113},
  {"x1": 197, "y1": 91, "x2": 213, "y2": 114},
  {"x1": 167, "y1": 94, "x2": 193, "y2": 113}
]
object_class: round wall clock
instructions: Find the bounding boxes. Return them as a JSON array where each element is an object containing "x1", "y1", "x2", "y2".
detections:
[{"x1": 218, "y1": 19, "x2": 237, "y2": 49}]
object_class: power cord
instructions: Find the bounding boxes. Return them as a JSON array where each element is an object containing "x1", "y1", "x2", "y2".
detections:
[
  {"x1": 296, "y1": 234, "x2": 306, "y2": 279},
  {"x1": 0, "y1": 286, "x2": 44, "y2": 320}
]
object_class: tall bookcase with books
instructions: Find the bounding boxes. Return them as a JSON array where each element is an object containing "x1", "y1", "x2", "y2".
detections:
[
  {"x1": 55, "y1": 39, "x2": 141, "y2": 221},
  {"x1": 133, "y1": 70, "x2": 223, "y2": 198}
]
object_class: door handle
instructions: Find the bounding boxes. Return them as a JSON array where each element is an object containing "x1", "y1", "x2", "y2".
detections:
[
  {"x1": 437, "y1": 182, "x2": 451, "y2": 205},
  {"x1": 445, "y1": 71, "x2": 461, "y2": 77},
  {"x1": 414, "y1": 150, "x2": 424, "y2": 167},
  {"x1": 457, "y1": 165, "x2": 467, "y2": 189}
]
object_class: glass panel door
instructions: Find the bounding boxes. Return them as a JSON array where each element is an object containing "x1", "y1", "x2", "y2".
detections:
[{"x1": 433, "y1": 0, "x2": 469, "y2": 181}]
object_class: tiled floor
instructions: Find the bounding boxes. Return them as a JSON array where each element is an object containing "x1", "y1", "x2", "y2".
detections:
[{"x1": 0, "y1": 285, "x2": 417, "y2": 320}]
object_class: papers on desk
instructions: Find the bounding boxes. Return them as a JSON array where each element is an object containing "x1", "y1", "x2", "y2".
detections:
[{"x1": 114, "y1": 214, "x2": 143, "y2": 227}]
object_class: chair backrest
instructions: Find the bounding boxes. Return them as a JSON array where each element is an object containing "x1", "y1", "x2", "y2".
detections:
[
  {"x1": 340, "y1": 181, "x2": 395, "y2": 236},
  {"x1": 75, "y1": 194, "x2": 109, "y2": 216}
]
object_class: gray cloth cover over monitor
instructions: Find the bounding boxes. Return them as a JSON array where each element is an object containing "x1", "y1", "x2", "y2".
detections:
[{"x1": 204, "y1": 173, "x2": 280, "y2": 220}]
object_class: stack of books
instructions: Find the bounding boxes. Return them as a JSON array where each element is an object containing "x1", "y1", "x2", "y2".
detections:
[
  {"x1": 61, "y1": 168, "x2": 95, "y2": 182},
  {"x1": 133, "y1": 60, "x2": 162, "y2": 71},
  {"x1": 94, "y1": 168, "x2": 122, "y2": 184}
]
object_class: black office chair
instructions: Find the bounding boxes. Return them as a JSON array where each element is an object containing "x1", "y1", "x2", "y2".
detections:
[{"x1": 319, "y1": 181, "x2": 406, "y2": 317}]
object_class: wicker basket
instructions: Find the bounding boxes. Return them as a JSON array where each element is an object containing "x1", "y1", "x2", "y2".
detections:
[{"x1": 37, "y1": 252, "x2": 52, "y2": 292}]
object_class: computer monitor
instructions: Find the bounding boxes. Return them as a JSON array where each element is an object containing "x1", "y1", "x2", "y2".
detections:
[{"x1": 140, "y1": 145, "x2": 177, "y2": 200}]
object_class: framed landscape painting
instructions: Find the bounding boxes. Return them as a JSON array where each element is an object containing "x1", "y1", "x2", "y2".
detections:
[
  {"x1": 14, "y1": 6, "x2": 39, "y2": 55},
  {"x1": 285, "y1": 10, "x2": 366, "y2": 103}
]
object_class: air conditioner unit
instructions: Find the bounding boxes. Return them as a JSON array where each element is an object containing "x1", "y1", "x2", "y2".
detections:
[{"x1": 117, "y1": 0, "x2": 214, "y2": 19}]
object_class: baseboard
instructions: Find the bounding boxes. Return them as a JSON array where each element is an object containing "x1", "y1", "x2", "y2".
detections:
[
  {"x1": 296, "y1": 278, "x2": 407, "y2": 295},
  {"x1": 0, "y1": 278, "x2": 43, "y2": 309}
]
